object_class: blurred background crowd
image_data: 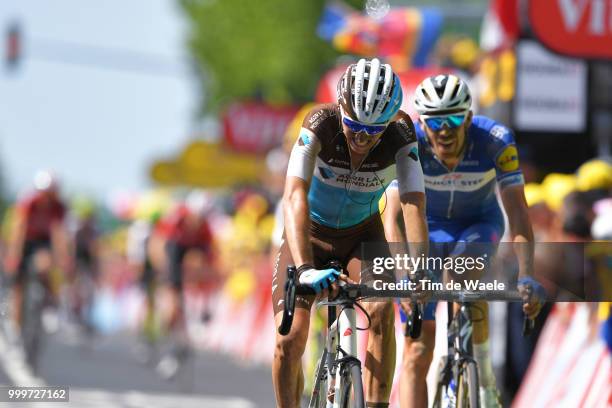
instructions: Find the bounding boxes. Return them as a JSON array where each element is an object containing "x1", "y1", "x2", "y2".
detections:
[{"x1": 0, "y1": 0, "x2": 609, "y2": 407}]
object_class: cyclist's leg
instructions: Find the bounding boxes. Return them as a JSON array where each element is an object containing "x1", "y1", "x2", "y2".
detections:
[
  {"x1": 14, "y1": 241, "x2": 51, "y2": 329},
  {"x1": 352, "y1": 217, "x2": 397, "y2": 406},
  {"x1": 399, "y1": 230, "x2": 450, "y2": 408},
  {"x1": 400, "y1": 318, "x2": 435, "y2": 408},
  {"x1": 165, "y1": 240, "x2": 187, "y2": 331},
  {"x1": 451, "y1": 223, "x2": 502, "y2": 402},
  {"x1": 140, "y1": 259, "x2": 157, "y2": 338},
  {"x1": 352, "y1": 256, "x2": 395, "y2": 406},
  {"x1": 13, "y1": 267, "x2": 25, "y2": 330},
  {"x1": 272, "y1": 237, "x2": 315, "y2": 408}
]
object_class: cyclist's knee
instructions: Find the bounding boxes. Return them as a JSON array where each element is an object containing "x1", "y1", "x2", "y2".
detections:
[
  {"x1": 33, "y1": 249, "x2": 53, "y2": 273},
  {"x1": 402, "y1": 321, "x2": 435, "y2": 374},
  {"x1": 274, "y1": 314, "x2": 309, "y2": 362},
  {"x1": 402, "y1": 339, "x2": 434, "y2": 375}
]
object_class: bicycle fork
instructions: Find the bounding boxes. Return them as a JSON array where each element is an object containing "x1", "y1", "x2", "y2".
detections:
[{"x1": 442, "y1": 303, "x2": 476, "y2": 406}]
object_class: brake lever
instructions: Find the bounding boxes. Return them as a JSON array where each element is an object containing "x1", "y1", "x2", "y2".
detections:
[{"x1": 522, "y1": 285, "x2": 535, "y2": 336}]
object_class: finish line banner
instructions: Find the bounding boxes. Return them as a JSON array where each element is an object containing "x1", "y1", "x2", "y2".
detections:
[{"x1": 354, "y1": 242, "x2": 612, "y2": 302}]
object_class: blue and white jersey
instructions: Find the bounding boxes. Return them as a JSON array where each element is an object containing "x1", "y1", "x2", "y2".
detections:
[
  {"x1": 286, "y1": 104, "x2": 424, "y2": 229},
  {"x1": 389, "y1": 115, "x2": 523, "y2": 226}
]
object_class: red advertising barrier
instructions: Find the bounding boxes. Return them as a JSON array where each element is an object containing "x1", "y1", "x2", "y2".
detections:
[
  {"x1": 529, "y1": 0, "x2": 612, "y2": 60},
  {"x1": 222, "y1": 102, "x2": 300, "y2": 154}
]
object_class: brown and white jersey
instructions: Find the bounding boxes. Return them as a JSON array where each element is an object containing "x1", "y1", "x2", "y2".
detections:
[{"x1": 286, "y1": 103, "x2": 423, "y2": 229}]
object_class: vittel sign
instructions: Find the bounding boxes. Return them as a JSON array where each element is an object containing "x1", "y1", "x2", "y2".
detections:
[{"x1": 529, "y1": 0, "x2": 612, "y2": 59}]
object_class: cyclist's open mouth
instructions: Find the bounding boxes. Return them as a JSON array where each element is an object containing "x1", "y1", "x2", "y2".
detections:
[
  {"x1": 347, "y1": 132, "x2": 380, "y2": 154},
  {"x1": 436, "y1": 137, "x2": 456, "y2": 154}
]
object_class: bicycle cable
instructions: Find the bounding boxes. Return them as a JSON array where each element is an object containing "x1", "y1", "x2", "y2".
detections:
[
  {"x1": 341, "y1": 300, "x2": 372, "y2": 331},
  {"x1": 461, "y1": 302, "x2": 486, "y2": 323}
]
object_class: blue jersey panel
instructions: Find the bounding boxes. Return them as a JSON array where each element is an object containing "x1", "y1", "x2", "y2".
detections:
[{"x1": 415, "y1": 115, "x2": 523, "y2": 223}]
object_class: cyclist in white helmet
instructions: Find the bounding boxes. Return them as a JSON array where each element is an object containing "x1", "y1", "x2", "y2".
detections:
[
  {"x1": 272, "y1": 58, "x2": 428, "y2": 407},
  {"x1": 384, "y1": 74, "x2": 545, "y2": 407}
]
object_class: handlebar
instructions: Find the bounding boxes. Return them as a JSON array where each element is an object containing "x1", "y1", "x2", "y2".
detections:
[{"x1": 277, "y1": 264, "x2": 537, "y2": 336}]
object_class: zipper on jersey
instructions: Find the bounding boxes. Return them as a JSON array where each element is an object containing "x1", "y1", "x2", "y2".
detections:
[
  {"x1": 337, "y1": 138, "x2": 379, "y2": 228},
  {"x1": 447, "y1": 184, "x2": 455, "y2": 219},
  {"x1": 430, "y1": 145, "x2": 468, "y2": 220}
]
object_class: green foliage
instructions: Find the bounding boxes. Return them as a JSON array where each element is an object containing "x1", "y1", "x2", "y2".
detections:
[{"x1": 180, "y1": 0, "x2": 364, "y2": 113}]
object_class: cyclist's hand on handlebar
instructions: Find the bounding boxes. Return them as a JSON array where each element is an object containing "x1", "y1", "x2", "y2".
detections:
[
  {"x1": 329, "y1": 273, "x2": 356, "y2": 299},
  {"x1": 518, "y1": 276, "x2": 546, "y2": 320},
  {"x1": 297, "y1": 265, "x2": 341, "y2": 295}
]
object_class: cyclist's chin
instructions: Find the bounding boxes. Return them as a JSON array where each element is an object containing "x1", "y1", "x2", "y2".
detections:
[
  {"x1": 347, "y1": 137, "x2": 374, "y2": 155},
  {"x1": 433, "y1": 142, "x2": 458, "y2": 158}
]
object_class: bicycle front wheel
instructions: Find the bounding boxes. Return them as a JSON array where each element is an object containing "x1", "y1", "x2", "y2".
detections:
[
  {"x1": 457, "y1": 360, "x2": 479, "y2": 408},
  {"x1": 21, "y1": 275, "x2": 45, "y2": 373},
  {"x1": 339, "y1": 362, "x2": 365, "y2": 408}
]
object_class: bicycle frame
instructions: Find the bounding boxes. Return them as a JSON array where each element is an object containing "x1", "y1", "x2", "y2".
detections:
[
  {"x1": 310, "y1": 299, "x2": 359, "y2": 408},
  {"x1": 332, "y1": 305, "x2": 358, "y2": 408},
  {"x1": 450, "y1": 302, "x2": 475, "y2": 362}
]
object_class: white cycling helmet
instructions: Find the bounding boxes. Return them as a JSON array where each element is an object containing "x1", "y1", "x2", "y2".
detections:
[
  {"x1": 414, "y1": 74, "x2": 471, "y2": 115},
  {"x1": 185, "y1": 189, "x2": 213, "y2": 216},
  {"x1": 34, "y1": 170, "x2": 59, "y2": 192},
  {"x1": 337, "y1": 58, "x2": 403, "y2": 125}
]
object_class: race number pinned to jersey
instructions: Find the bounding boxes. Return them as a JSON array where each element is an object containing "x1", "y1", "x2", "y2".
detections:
[{"x1": 496, "y1": 145, "x2": 519, "y2": 172}]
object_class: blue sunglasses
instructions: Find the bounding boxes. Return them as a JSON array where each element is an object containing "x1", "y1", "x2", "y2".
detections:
[
  {"x1": 342, "y1": 116, "x2": 387, "y2": 136},
  {"x1": 423, "y1": 113, "x2": 467, "y2": 131}
]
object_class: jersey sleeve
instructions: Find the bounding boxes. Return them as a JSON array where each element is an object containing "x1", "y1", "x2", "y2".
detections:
[
  {"x1": 285, "y1": 107, "x2": 325, "y2": 182},
  {"x1": 16, "y1": 196, "x2": 34, "y2": 217},
  {"x1": 395, "y1": 143, "x2": 424, "y2": 195},
  {"x1": 392, "y1": 112, "x2": 425, "y2": 195},
  {"x1": 488, "y1": 124, "x2": 524, "y2": 189}
]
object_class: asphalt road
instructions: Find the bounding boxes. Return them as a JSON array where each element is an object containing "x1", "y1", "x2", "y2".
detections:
[{"x1": 0, "y1": 326, "x2": 276, "y2": 408}]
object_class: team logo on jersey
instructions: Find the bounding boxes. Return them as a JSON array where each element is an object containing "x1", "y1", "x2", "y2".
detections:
[
  {"x1": 490, "y1": 125, "x2": 509, "y2": 140},
  {"x1": 298, "y1": 130, "x2": 311, "y2": 146},
  {"x1": 496, "y1": 145, "x2": 519, "y2": 172},
  {"x1": 318, "y1": 167, "x2": 335, "y2": 179},
  {"x1": 397, "y1": 118, "x2": 416, "y2": 143},
  {"x1": 408, "y1": 146, "x2": 419, "y2": 162}
]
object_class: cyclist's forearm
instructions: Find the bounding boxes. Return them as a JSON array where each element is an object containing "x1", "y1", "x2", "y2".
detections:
[
  {"x1": 382, "y1": 187, "x2": 404, "y2": 243},
  {"x1": 512, "y1": 233, "x2": 534, "y2": 279},
  {"x1": 508, "y1": 209, "x2": 535, "y2": 279},
  {"x1": 8, "y1": 214, "x2": 26, "y2": 259},
  {"x1": 401, "y1": 193, "x2": 429, "y2": 261},
  {"x1": 283, "y1": 193, "x2": 313, "y2": 267},
  {"x1": 51, "y1": 224, "x2": 71, "y2": 262},
  {"x1": 502, "y1": 186, "x2": 535, "y2": 279}
]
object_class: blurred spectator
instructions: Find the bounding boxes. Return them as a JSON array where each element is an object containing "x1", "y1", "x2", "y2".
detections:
[
  {"x1": 591, "y1": 198, "x2": 612, "y2": 241},
  {"x1": 523, "y1": 183, "x2": 555, "y2": 241},
  {"x1": 541, "y1": 173, "x2": 578, "y2": 214},
  {"x1": 575, "y1": 159, "x2": 612, "y2": 193}
]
